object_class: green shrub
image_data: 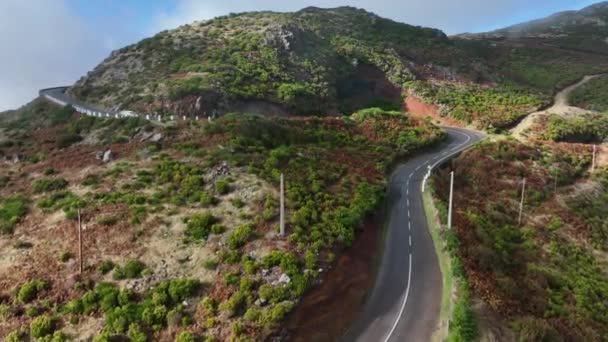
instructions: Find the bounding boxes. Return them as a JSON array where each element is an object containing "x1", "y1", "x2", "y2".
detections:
[
  {"x1": 82, "y1": 174, "x2": 100, "y2": 187},
  {"x1": 113, "y1": 260, "x2": 147, "y2": 280},
  {"x1": 185, "y1": 212, "x2": 218, "y2": 240},
  {"x1": 200, "y1": 191, "x2": 216, "y2": 206},
  {"x1": 127, "y1": 323, "x2": 148, "y2": 342},
  {"x1": 224, "y1": 272, "x2": 240, "y2": 286},
  {"x1": 4, "y1": 330, "x2": 23, "y2": 342},
  {"x1": 227, "y1": 224, "x2": 254, "y2": 249},
  {"x1": 215, "y1": 178, "x2": 231, "y2": 195},
  {"x1": 175, "y1": 331, "x2": 196, "y2": 342},
  {"x1": 59, "y1": 251, "x2": 73, "y2": 262},
  {"x1": 49, "y1": 105, "x2": 74, "y2": 125},
  {"x1": 56, "y1": 132, "x2": 83, "y2": 149},
  {"x1": 98, "y1": 215, "x2": 118, "y2": 226},
  {"x1": 17, "y1": 279, "x2": 47, "y2": 303},
  {"x1": 220, "y1": 290, "x2": 249, "y2": 317},
  {"x1": 26, "y1": 305, "x2": 40, "y2": 317},
  {"x1": 203, "y1": 258, "x2": 218, "y2": 270},
  {"x1": 43, "y1": 168, "x2": 56, "y2": 176},
  {"x1": 30, "y1": 315, "x2": 56, "y2": 338},
  {"x1": 210, "y1": 224, "x2": 225, "y2": 235},
  {"x1": 231, "y1": 197, "x2": 245, "y2": 208},
  {"x1": 98, "y1": 260, "x2": 115, "y2": 274},
  {"x1": 448, "y1": 285, "x2": 478, "y2": 341},
  {"x1": 0, "y1": 195, "x2": 28, "y2": 235},
  {"x1": 259, "y1": 302, "x2": 294, "y2": 327},
  {"x1": 32, "y1": 178, "x2": 68, "y2": 193}
]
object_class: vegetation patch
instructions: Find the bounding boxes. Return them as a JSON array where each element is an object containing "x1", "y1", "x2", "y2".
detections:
[
  {"x1": 0, "y1": 195, "x2": 28, "y2": 235},
  {"x1": 569, "y1": 76, "x2": 608, "y2": 112},
  {"x1": 432, "y1": 140, "x2": 608, "y2": 340}
]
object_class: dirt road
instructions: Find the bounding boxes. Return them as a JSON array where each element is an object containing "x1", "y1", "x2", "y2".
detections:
[{"x1": 511, "y1": 75, "x2": 600, "y2": 141}]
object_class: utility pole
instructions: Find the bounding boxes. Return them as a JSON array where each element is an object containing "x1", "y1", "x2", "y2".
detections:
[
  {"x1": 592, "y1": 145, "x2": 597, "y2": 173},
  {"x1": 77, "y1": 209, "x2": 83, "y2": 274},
  {"x1": 279, "y1": 174, "x2": 285, "y2": 237},
  {"x1": 553, "y1": 167, "x2": 558, "y2": 194},
  {"x1": 518, "y1": 178, "x2": 526, "y2": 226},
  {"x1": 448, "y1": 171, "x2": 454, "y2": 230}
]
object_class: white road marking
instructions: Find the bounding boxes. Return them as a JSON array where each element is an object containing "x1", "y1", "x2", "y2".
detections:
[
  {"x1": 383, "y1": 128, "x2": 479, "y2": 341},
  {"x1": 407, "y1": 198, "x2": 410, "y2": 207},
  {"x1": 383, "y1": 254, "x2": 413, "y2": 342}
]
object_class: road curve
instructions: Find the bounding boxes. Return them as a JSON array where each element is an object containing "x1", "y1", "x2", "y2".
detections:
[{"x1": 342, "y1": 127, "x2": 485, "y2": 342}]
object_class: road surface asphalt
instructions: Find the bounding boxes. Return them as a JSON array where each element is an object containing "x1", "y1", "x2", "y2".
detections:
[{"x1": 342, "y1": 127, "x2": 485, "y2": 342}]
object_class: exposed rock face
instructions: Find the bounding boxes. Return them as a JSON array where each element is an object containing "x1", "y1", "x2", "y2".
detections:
[{"x1": 102, "y1": 150, "x2": 113, "y2": 163}]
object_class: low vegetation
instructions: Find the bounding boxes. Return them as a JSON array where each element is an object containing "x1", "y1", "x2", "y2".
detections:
[
  {"x1": 541, "y1": 113, "x2": 608, "y2": 143},
  {"x1": 569, "y1": 76, "x2": 608, "y2": 112},
  {"x1": 406, "y1": 81, "x2": 543, "y2": 129},
  {"x1": 431, "y1": 140, "x2": 607, "y2": 340},
  {"x1": 0, "y1": 102, "x2": 443, "y2": 340}
]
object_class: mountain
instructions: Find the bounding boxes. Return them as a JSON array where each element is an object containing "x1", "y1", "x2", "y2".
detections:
[
  {"x1": 67, "y1": 5, "x2": 608, "y2": 129},
  {"x1": 461, "y1": 2, "x2": 608, "y2": 54},
  {"x1": 67, "y1": 7, "x2": 481, "y2": 117}
]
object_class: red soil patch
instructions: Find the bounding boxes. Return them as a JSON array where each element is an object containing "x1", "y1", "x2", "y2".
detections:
[
  {"x1": 404, "y1": 95, "x2": 464, "y2": 127},
  {"x1": 282, "y1": 215, "x2": 382, "y2": 342}
]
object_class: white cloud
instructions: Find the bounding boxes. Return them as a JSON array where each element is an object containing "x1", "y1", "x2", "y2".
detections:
[{"x1": 0, "y1": 0, "x2": 107, "y2": 111}]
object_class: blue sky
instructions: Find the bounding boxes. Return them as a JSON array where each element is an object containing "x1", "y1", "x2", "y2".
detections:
[{"x1": 0, "y1": 0, "x2": 601, "y2": 111}]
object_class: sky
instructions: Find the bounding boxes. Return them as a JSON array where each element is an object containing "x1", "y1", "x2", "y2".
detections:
[{"x1": 0, "y1": 0, "x2": 600, "y2": 111}]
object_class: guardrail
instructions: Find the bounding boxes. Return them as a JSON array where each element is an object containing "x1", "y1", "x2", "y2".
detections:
[{"x1": 39, "y1": 87, "x2": 213, "y2": 123}]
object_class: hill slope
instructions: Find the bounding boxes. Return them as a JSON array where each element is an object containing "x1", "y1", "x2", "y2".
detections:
[
  {"x1": 69, "y1": 7, "x2": 478, "y2": 117},
  {"x1": 462, "y1": 2, "x2": 608, "y2": 54}
]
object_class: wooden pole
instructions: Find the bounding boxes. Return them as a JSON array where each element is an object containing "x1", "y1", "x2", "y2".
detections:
[
  {"x1": 280, "y1": 174, "x2": 285, "y2": 237},
  {"x1": 78, "y1": 209, "x2": 83, "y2": 274},
  {"x1": 518, "y1": 178, "x2": 526, "y2": 226},
  {"x1": 592, "y1": 145, "x2": 597, "y2": 173},
  {"x1": 448, "y1": 171, "x2": 454, "y2": 230}
]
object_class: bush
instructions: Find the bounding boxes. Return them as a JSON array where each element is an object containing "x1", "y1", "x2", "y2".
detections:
[
  {"x1": 231, "y1": 197, "x2": 245, "y2": 208},
  {"x1": 82, "y1": 174, "x2": 100, "y2": 187},
  {"x1": 56, "y1": 132, "x2": 83, "y2": 149},
  {"x1": 210, "y1": 224, "x2": 225, "y2": 235},
  {"x1": 0, "y1": 195, "x2": 28, "y2": 235},
  {"x1": 215, "y1": 178, "x2": 231, "y2": 195},
  {"x1": 32, "y1": 178, "x2": 68, "y2": 193},
  {"x1": 59, "y1": 251, "x2": 73, "y2": 262},
  {"x1": 220, "y1": 290, "x2": 248, "y2": 317},
  {"x1": 203, "y1": 258, "x2": 218, "y2": 270},
  {"x1": 4, "y1": 330, "x2": 23, "y2": 342},
  {"x1": 113, "y1": 260, "x2": 147, "y2": 280},
  {"x1": 185, "y1": 212, "x2": 218, "y2": 240},
  {"x1": 227, "y1": 224, "x2": 254, "y2": 249},
  {"x1": 127, "y1": 323, "x2": 148, "y2": 342},
  {"x1": 26, "y1": 305, "x2": 40, "y2": 317},
  {"x1": 17, "y1": 279, "x2": 47, "y2": 303},
  {"x1": 30, "y1": 315, "x2": 56, "y2": 338},
  {"x1": 259, "y1": 301, "x2": 294, "y2": 327},
  {"x1": 98, "y1": 260, "x2": 115, "y2": 275},
  {"x1": 175, "y1": 331, "x2": 196, "y2": 342},
  {"x1": 448, "y1": 286, "x2": 478, "y2": 341}
]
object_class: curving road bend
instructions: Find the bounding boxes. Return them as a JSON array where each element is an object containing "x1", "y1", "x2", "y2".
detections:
[{"x1": 342, "y1": 127, "x2": 484, "y2": 342}]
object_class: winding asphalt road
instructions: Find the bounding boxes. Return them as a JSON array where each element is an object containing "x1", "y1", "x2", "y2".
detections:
[{"x1": 342, "y1": 127, "x2": 484, "y2": 342}]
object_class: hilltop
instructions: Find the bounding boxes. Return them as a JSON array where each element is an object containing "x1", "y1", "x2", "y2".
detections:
[
  {"x1": 461, "y1": 2, "x2": 608, "y2": 54},
  {"x1": 67, "y1": 6, "x2": 608, "y2": 130},
  {"x1": 69, "y1": 7, "x2": 473, "y2": 117}
]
